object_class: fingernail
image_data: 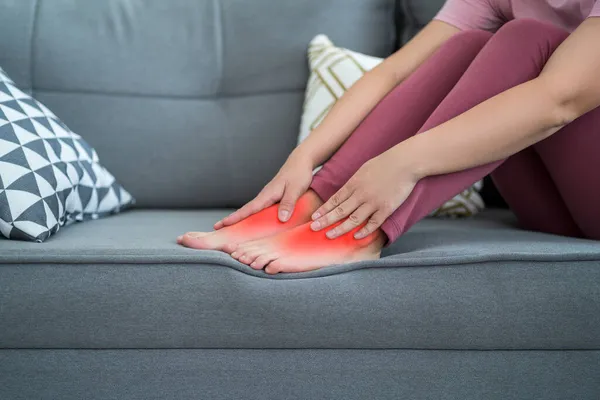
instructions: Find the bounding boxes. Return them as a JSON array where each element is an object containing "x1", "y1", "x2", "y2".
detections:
[
  {"x1": 310, "y1": 221, "x2": 320, "y2": 230},
  {"x1": 354, "y1": 232, "x2": 364, "y2": 239},
  {"x1": 326, "y1": 230, "x2": 336, "y2": 239},
  {"x1": 312, "y1": 212, "x2": 321, "y2": 220},
  {"x1": 177, "y1": 236, "x2": 183, "y2": 242},
  {"x1": 279, "y1": 210, "x2": 289, "y2": 221}
]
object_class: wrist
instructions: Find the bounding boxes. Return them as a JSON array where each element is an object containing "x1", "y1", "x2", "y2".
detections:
[
  {"x1": 389, "y1": 137, "x2": 428, "y2": 182},
  {"x1": 291, "y1": 141, "x2": 320, "y2": 169}
]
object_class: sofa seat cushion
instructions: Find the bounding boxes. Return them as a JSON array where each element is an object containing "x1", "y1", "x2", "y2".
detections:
[{"x1": 1, "y1": 209, "x2": 599, "y2": 349}]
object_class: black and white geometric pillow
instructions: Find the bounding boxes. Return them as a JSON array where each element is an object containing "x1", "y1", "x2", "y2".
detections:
[{"x1": 0, "y1": 67, "x2": 134, "y2": 242}]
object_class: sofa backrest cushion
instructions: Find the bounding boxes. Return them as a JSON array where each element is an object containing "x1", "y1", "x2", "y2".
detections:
[
  {"x1": 398, "y1": 0, "x2": 446, "y2": 44},
  {"x1": 0, "y1": 0, "x2": 397, "y2": 208}
]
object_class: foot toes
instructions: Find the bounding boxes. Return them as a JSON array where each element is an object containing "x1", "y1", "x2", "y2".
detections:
[
  {"x1": 264, "y1": 258, "x2": 283, "y2": 275},
  {"x1": 180, "y1": 234, "x2": 212, "y2": 250},
  {"x1": 241, "y1": 251, "x2": 263, "y2": 266},
  {"x1": 250, "y1": 254, "x2": 277, "y2": 270},
  {"x1": 222, "y1": 243, "x2": 238, "y2": 254},
  {"x1": 185, "y1": 232, "x2": 209, "y2": 239}
]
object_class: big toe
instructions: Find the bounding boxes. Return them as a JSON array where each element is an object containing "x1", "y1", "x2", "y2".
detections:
[
  {"x1": 184, "y1": 232, "x2": 210, "y2": 239},
  {"x1": 180, "y1": 232, "x2": 216, "y2": 250}
]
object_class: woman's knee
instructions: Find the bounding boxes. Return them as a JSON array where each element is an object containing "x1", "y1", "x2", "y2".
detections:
[
  {"x1": 499, "y1": 18, "x2": 559, "y2": 34},
  {"x1": 445, "y1": 28, "x2": 493, "y2": 48},
  {"x1": 492, "y1": 19, "x2": 569, "y2": 54}
]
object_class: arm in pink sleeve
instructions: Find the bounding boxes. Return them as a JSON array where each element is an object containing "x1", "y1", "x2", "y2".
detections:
[
  {"x1": 588, "y1": 1, "x2": 600, "y2": 18},
  {"x1": 434, "y1": 0, "x2": 504, "y2": 31}
]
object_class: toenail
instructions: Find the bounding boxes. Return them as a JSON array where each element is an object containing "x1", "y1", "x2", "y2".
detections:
[
  {"x1": 232, "y1": 252, "x2": 238, "y2": 257},
  {"x1": 310, "y1": 221, "x2": 320, "y2": 230},
  {"x1": 250, "y1": 262, "x2": 256, "y2": 267},
  {"x1": 177, "y1": 236, "x2": 183, "y2": 241}
]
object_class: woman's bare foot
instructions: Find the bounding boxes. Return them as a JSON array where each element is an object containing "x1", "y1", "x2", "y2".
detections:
[
  {"x1": 229, "y1": 221, "x2": 385, "y2": 274},
  {"x1": 178, "y1": 190, "x2": 322, "y2": 251}
]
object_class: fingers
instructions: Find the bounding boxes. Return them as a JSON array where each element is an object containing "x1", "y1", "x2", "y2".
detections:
[
  {"x1": 354, "y1": 210, "x2": 388, "y2": 239},
  {"x1": 324, "y1": 204, "x2": 374, "y2": 239},
  {"x1": 311, "y1": 185, "x2": 352, "y2": 221},
  {"x1": 214, "y1": 189, "x2": 279, "y2": 229},
  {"x1": 277, "y1": 183, "x2": 304, "y2": 222},
  {"x1": 310, "y1": 196, "x2": 361, "y2": 232}
]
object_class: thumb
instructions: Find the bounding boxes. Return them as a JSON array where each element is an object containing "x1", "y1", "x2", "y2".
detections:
[{"x1": 278, "y1": 185, "x2": 303, "y2": 222}]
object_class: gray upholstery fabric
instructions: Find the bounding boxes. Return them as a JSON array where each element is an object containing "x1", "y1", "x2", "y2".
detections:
[
  {"x1": 3, "y1": 209, "x2": 600, "y2": 269},
  {"x1": 0, "y1": 0, "x2": 396, "y2": 208},
  {"x1": 2, "y1": 349, "x2": 600, "y2": 400},
  {"x1": 1, "y1": 1, "x2": 598, "y2": 397},
  {"x1": 399, "y1": 0, "x2": 446, "y2": 43},
  {"x1": 2, "y1": 210, "x2": 599, "y2": 349}
]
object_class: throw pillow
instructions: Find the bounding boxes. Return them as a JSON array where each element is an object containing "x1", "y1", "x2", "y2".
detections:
[
  {"x1": 0, "y1": 67, "x2": 134, "y2": 242},
  {"x1": 298, "y1": 35, "x2": 485, "y2": 218}
]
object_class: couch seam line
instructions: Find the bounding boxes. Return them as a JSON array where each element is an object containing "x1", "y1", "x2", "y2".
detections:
[
  {"x1": 1, "y1": 348, "x2": 599, "y2": 352},
  {"x1": 29, "y1": 0, "x2": 41, "y2": 95},
  {"x1": 213, "y1": 0, "x2": 235, "y2": 207},
  {"x1": 33, "y1": 87, "x2": 304, "y2": 100},
  {"x1": 213, "y1": 0, "x2": 224, "y2": 96},
  {"x1": 2, "y1": 256, "x2": 600, "y2": 272}
]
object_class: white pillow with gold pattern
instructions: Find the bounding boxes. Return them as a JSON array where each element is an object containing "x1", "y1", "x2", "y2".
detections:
[{"x1": 298, "y1": 34, "x2": 485, "y2": 218}]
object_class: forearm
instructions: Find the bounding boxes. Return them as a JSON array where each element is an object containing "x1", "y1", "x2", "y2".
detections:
[
  {"x1": 394, "y1": 78, "x2": 566, "y2": 179},
  {"x1": 296, "y1": 21, "x2": 460, "y2": 167},
  {"x1": 393, "y1": 19, "x2": 600, "y2": 181},
  {"x1": 296, "y1": 66, "x2": 399, "y2": 167}
]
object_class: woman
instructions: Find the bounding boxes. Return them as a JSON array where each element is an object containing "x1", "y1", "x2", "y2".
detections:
[{"x1": 178, "y1": 0, "x2": 600, "y2": 274}]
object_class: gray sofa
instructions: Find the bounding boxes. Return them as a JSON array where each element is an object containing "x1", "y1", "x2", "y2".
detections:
[{"x1": 1, "y1": 1, "x2": 599, "y2": 399}]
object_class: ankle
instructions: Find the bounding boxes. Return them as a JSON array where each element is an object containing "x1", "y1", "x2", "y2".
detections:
[
  {"x1": 357, "y1": 228, "x2": 386, "y2": 250},
  {"x1": 287, "y1": 190, "x2": 323, "y2": 222},
  {"x1": 371, "y1": 229, "x2": 386, "y2": 249},
  {"x1": 302, "y1": 189, "x2": 324, "y2": 210},
  {"x1": 323, "y1": 223, "x2": 386, "y2": 251}
]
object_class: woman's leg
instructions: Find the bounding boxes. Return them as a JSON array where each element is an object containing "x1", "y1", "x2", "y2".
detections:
[
  {"x1": 529, "y1": 103, "x2": 600, "y2": 239},
  {"x1": 229, "y1": 19, "x2": 582, "y2": 273},
  {"x1": 491, "y1": 148, "x2": 583, "y2": 237},
  {"x1": 310, "y1": 29, "x2": 493, "y2": 200},
  {"x1": 228, "y1": 30, "x2": 495, "y2": 271},
  {"x1": 179, "y1": 28, "x2": 493, "y2": 252},
  {"x1": 380, "y1": 19, "x2": 574, "y2": 243}
]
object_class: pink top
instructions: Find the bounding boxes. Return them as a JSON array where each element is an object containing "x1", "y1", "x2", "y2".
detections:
[{"x1": 435, "y1": 0, "x2": 600, "y2": 32}]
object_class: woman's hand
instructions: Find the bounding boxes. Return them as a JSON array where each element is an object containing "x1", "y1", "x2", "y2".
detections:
[
  {"x1": 214, "y1": 149, "x2": 315, "y2": 229},
  {"x1": 309, "y1": 150, "x2": 419, "y2": 239}
]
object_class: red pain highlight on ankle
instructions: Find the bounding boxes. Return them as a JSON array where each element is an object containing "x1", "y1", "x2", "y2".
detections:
[
  {"x1": 225, "y1": 193, "x2": 315, "y2": 234},
  {"x1": 281, "y1": 222, "x2": 380, "y2": 252}
]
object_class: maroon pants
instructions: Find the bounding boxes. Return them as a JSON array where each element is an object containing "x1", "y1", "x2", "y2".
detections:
[{"x1": 310, "y1": 19, "x2": 600, "y2": 244}]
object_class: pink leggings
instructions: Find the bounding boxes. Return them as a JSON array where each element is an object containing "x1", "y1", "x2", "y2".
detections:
[{"x1": 310, "y1": 19, "x2": 600, "y2": 244}]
